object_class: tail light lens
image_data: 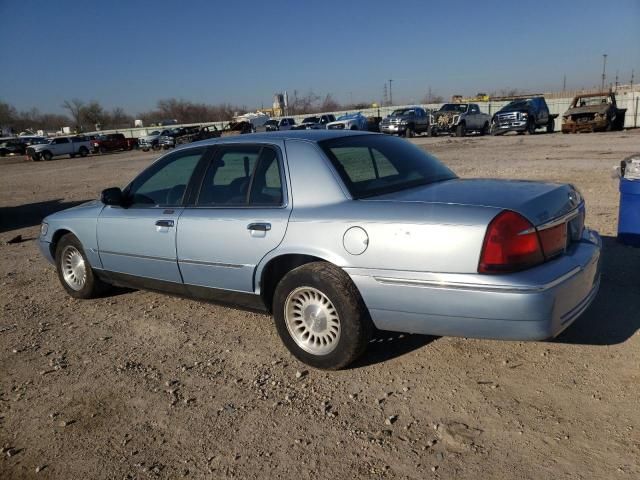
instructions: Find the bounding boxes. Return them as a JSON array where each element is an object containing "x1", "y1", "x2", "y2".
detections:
[
  {"x1": 538, "y1": 223, "x2": 567, "y2": 259},
  {"x1": 478, "y1": 211, "x2": 544, "y2": 273}
]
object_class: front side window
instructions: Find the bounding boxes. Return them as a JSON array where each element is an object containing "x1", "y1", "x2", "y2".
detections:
[
  {"x1": 127, "y1": 147, "x2": 206, "y2": 207},
  {"x1": 196, "y1": 145, "x2": 284, "y2": 206},
  {"x1": 320, "y1": 135, "x2": 456, "y2": 198}
]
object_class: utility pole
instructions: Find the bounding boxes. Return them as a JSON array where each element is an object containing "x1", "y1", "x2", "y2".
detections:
[
  {"x1": 563, "y1": 74, "x2": 566, "y2": 92},
  {"x1": 388, "y1": 78, "x2": 393, "y2": 106},
  {"x1": 383, "y1": 83, "x2": 388, "y2": 106},
  {"x1": 615, "y1": 70, "x2": 619, "y2": 91},
  {"x1": 601, "y1": 54, "x2": 607, "y2": 91}
]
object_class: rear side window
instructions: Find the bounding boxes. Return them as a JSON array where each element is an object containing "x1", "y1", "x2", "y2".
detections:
[
  {"x1": 320, "y1": 135, "x2": 456, "y2": 198},
  {"x1": 196, "y1": 145, "x2": 284, "y2": 206}
]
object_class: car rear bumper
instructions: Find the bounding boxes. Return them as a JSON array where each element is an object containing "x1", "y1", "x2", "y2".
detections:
[{"x1": 346, "y1": 228, "x2": 601, "y2": 341}]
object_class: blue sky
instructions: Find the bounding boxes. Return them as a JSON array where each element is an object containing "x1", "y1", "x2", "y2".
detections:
[{"x1": 1, "y1": 0, "x2": 638, "y2": 114}]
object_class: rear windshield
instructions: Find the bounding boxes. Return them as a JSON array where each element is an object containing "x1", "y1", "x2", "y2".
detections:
[{"x1": 319, "y1": 135, "x2": 456, "y2": 198}]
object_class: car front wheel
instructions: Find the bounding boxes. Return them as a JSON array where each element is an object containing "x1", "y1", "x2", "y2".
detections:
[
  {"x1": 273, "y1": 262, "x2": 373, "y2": 370},
  {"x1": 55, "y1": 234, "x2": 110, "y2": 299}
]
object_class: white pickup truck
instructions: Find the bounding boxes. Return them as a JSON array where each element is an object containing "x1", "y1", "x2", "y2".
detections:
[{"x1": 27, "y1": 136, "x2": 92, "y2": 161}]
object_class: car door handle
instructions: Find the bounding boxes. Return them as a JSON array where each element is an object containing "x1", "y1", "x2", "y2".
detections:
[
  {"x1": 155, "y1": 220, "x2": 174, "y2": 228},
  {"x1": 247, "y1": 222, "x2": 271, "y2": 232}
]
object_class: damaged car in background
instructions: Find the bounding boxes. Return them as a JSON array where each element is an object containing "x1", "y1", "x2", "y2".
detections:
[
  {"x1": 326, "y1": 112, "x2": 369, "y2": 131},
  {"x1": 562, "y1": 92, "x2": 626, "y2": 133},
  {"x1": 430, "y1": 103, "x2": 491, "y2": 137},
  {"x1": 38, "y1": 130, "x2": 601, "y2": 370}
]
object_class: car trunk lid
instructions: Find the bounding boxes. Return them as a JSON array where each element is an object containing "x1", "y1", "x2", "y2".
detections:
[{"x1": 367, "y1": 178, "x2": 583, "y2": 228}]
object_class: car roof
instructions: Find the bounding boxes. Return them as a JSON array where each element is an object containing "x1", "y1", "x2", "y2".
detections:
[{"x1": 190, "y1": 129, "x2": 377, "y2": 147}]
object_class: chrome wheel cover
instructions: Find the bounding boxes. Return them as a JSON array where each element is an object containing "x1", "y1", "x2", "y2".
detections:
[
  {"x1": 284, "y1": 286, "x2": 340, "y2": 355},
  {"x1": 61, "y1": 245, "x2": 87, "y2": 291}
]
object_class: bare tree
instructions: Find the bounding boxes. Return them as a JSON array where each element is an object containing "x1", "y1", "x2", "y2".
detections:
[
  {"x1": 82, "y1": 101, "x2": 106, "y2": 129},
  {"x1": 62, "y1": 99, "x2": 85, "y2": 130}
]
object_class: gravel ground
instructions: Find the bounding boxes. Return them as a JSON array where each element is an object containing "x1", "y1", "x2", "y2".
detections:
[{"x1": 1, "y1": 131, "x2": 639, "y2": 479}]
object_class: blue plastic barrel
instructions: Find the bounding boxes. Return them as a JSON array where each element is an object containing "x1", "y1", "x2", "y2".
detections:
[{"x1": 618, "y1": 178, "x2": 640, "y2": 246}]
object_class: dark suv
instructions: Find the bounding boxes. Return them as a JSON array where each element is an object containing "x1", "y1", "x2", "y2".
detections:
[{"x1": 491, "y1": 97, "x2": 557, "y2": 135}]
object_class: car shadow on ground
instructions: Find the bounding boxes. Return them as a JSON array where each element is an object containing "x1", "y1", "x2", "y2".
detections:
[
  {"x1": 351, "y1": 330, "x2": 437, "y2": 369},
  {"x1": 556, "y1": 235, "x2": 640, "y2": 346},
  {"x1": 0, "y1": 198, "x2": 90, "y2": 233}
]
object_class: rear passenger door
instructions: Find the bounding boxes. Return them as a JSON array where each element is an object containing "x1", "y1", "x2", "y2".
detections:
[{"x1": 177, "y1": 143, "x2": 291, "y2": 294}]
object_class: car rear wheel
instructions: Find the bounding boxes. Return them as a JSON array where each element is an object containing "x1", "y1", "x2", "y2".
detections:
[
  {"x1": 55, "y1": 234, "x2": 110, "y2": 299},
  {"x1": 480, "y1": 122, "x2": 489, "y2": 136},
  {"x1": 42, "y1": 151, "x2": 53, "y2": 161},
  {"x1": 273, "y1": 262, "x2": 373, "y2": 370}
]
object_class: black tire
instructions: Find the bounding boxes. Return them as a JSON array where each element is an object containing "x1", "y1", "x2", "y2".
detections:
[
  {"x1": 42, "y1": 150, "x2": 53, "y2": 161},
  {"x1": 273, "y1": 262, "x2": 373, "y2": 370},
  {"x1": 69, "y1": 154, "x2": 76, "y2": 158},
  {"x1": 527, "y1": 119, "x2": 536, "y2": 135},
  {"x1": 480, "y1": 122, "x2": 489, "y2": 136},
  {"x1": 455, "y1": 123, "x2": 466, "y2": 137},
  {"x1": 426, "y1": 125, "x2": 433, "y2": 137},
  {"x1": 605, "y1": 117, "x2": 613, "y2": 132},
  {"x1": 142, "y1": 148, "x2": 149, "y2": 152},
  {"x1": 79, "y1": 147, "x2": 88, "y2": 157},
  {"x1": 546, "y1": 118, "x2": 555, "y2": 133},
  {"x1": 152, "y1": 143, "x2": 160, "y2": 151},
  {"x1": 405, "y1": 126, "x2": 414, "y2": 138},
  {"x1": 55, "y1": 233, "x2": 111, "y2": 299},
  {"x1": 99, "y1": 146, "x2": 107, "y2": 154},
  {"x1": 350, "y1": 125, "x2": 358, "y2": 130}
]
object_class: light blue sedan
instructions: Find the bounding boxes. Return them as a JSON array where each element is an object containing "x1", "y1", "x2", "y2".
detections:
[{"x1": 39, "y1": 131, "x2": 601, "y2": 369}]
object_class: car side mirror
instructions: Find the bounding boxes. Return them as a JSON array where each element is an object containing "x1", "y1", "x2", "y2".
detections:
[{"x1": 101, "y1": 187, "x2": 124, "y2": 206}]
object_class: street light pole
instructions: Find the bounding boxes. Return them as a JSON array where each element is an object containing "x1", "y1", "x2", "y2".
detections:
[
  {"x1": 389, "y1": 79, "x2": 393, "y2": 106},
  {"x1": 601, "y1": 54, "x2": 607, "y2": 92}
]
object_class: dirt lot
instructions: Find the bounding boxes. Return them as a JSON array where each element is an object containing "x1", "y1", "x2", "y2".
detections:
[{"x1": 1, "y1": 131, "x2": 639, "y2": 479}]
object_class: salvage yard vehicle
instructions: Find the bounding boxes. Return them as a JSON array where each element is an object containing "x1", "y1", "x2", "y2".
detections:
[
  {"x1": 138, "y1": 129, "x2": 171, "y2": 151},
  {"x1": 292, "y1": 114, "x2": 336, "y2": 130},
  {"x1": 326, "y1": 112, "x2": 369, "y2": 131},
  {"x1": 379, "y1": 107, "x2": 430, "y2": 137},
  {"x1": 491, "y1": 96, "x2": 557, "y2": 135},
  {"x1": 561, "y1": 92, "x2": 626, "y2": 133},
  {"x1": 0, "y1": 138, "x2": 27, "y2": 156},
  {"x1": 430, "y1": 103, "x2": 491, "y2": 137},
  {"x1": 38, "y1": 131, "x2": 601, "y2": 370},
  {"x1": 91, "y1": 133, "x2": 137, "y2": 153},
  {"x1": 27, "y1": 136, "x2": 91, "y2": 161}
]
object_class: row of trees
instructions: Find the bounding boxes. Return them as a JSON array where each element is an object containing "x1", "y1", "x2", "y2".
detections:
[{"x1": 2, "y1": 87, "x2": 484, "y2": 134}]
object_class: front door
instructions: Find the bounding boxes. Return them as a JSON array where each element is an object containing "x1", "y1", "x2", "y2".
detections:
[
  {"x1": 177, "y1": 143, "x2": 291, "y2": 293},
  {"x1": 97, "y1": 147, "x2": 209, "y2": 284}
]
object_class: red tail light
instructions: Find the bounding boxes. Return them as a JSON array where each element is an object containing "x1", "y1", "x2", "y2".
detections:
[{"x1": 478, "y1": 211, "x2": 544, "y2": 273}]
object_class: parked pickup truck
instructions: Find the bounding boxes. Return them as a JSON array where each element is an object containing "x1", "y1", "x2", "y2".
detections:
[
  {"x1": 430, "y1": 103, "x2": 491, "y2": 137},
  {"x1": 491, "y1": 97, "x2": 557, "y2": 135},
  {"x1": 91, "y1": 133, "x2": 137, "y2": 153},
  {"x1": 27, "y1": 136, "x2": 91, "y2": 161},
  {"x1": 291, "y1": 114, "x2": 336, "y2": 130},
  {"x1": 379, "y1": 107, "x2": 430, "y2": 137},
  {"x1": 138, "y1": 129, "x2": 172, "y2": 151},
  {"x1": 561, "y1": 92, "x2": 626, "y2": 133}
]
